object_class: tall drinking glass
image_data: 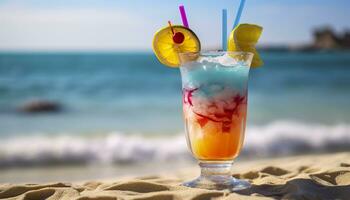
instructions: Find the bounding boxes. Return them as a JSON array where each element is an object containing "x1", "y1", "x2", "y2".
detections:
[{"x1": 179, "y1": 51, "x2": 253, "y2": 191}]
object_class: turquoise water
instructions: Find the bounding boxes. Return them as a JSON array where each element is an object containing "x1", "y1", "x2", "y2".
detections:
[
  {"x1": 0, "y1": 51, "x2": 350, "y2": 167},
  {"x1": 0, "y1": 51, "x2": 350, "y2": 136}
]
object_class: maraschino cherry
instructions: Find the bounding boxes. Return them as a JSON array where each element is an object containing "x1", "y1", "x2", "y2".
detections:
[
  {"x1": 168, "y1": 21, "x2": 185, "y2": 44},
  {"x1": 173, "y1": 32, "x2": 185, "y2": 44}
]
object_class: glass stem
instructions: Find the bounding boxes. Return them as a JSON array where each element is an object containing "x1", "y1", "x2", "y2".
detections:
[{"x1": 199, "y1": 162, "x2": 233, "y2": 182}]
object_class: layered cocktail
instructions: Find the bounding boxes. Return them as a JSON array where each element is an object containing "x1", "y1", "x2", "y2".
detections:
[
  {"x1": 151, "y1": 3, "x2": 263, "y2": 191},
  {"x1": 179, "y1": 52, "x2": 253, "y2": 190},
  {"x1": 181, "y1": 52, "x2": 252, "y2": 161}
]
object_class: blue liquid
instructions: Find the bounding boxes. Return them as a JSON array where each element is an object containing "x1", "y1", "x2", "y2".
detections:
[{"x1": 180, "y1": 56, "x2": 250, "y2": 97}]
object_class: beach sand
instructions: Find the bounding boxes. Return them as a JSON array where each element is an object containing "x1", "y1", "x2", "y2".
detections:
[{"x1": 1, "y1": 152, "x2": 349, "y2": 200}]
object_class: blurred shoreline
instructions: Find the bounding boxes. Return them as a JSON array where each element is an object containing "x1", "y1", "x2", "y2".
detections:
[
  {"x1": 1, "y1": 121, "x2": 349, "y2": 170},
  {"x1": 1, "y1": 152, "x2": 349, "y2": 185}
]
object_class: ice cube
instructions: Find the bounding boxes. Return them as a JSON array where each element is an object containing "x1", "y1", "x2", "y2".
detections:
[
  {"x1": 208, "y1": 84, "x2": 223, "y2": 94},
  {"x1": 216, "y1": 53, "x2": 237, "y2": 66},
  {"x1": 198, "y1": 56, "x2": 215, "y2": 64}
]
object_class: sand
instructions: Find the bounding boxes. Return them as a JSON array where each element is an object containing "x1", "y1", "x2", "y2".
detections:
[{"x1": 0, "y1": 152, "x2": 349, "y2": 200}]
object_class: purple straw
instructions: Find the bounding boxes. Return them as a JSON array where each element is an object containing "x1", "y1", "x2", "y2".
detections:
[{"x1": 179, "y1": 5, "x2": 189, "y2": 28}]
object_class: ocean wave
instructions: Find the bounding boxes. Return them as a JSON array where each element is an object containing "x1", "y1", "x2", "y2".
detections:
[
  {"x1": 1, "y1": 121, "x2": 350, "y2": 168},
  {"x1": 244, "y1": 121, "x2": 350, "y2": 156}
]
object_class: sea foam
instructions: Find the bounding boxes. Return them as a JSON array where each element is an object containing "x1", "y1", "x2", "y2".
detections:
[{"x1": 0, "y1": 121, "x2": 350, "y2": 168}]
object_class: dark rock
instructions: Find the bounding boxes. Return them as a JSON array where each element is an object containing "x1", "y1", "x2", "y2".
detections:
[
  {"x1": 311, "y1": 26, "x2": 350, "y2": 50},
  {"x1": 18, "y1": 100, "x2": 61, "y2": 113}
]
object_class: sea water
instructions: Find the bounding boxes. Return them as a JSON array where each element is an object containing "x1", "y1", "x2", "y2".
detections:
[{"x1": 0, "y1": 51, "x2": 350, "y2": 168}]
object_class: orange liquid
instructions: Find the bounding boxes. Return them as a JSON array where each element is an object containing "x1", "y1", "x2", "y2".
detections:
[{"x1": 183, "y1": 89, "x2": 247, "y2": 161}]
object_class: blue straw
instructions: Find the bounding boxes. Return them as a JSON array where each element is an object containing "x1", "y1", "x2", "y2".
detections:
[
  {"x1": 233, "y1": 0, "x2": 246, "y2": 29},
  {"x1": 222, "y1": 9, "x2": 227, "y2": 51}
]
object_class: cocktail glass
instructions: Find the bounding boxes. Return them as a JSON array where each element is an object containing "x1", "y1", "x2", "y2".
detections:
[{"x1": 179, "y1": 51, "x2": 253, "y2": 191}]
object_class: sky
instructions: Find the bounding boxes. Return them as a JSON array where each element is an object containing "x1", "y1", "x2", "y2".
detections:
[{"x1": 0, "y1": 0, "x2": 348, "y2": 51}]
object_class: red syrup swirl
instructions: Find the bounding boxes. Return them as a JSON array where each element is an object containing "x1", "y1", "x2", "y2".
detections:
[{"x1": 183, "y1": 88, "x2": 247, "y2": 132}]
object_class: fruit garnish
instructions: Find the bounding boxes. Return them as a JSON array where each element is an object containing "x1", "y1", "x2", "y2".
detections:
[
  {"x1": 172, "y1": 32, "x2": 185, "y2": 44},
  {"x1": 168, "y1": 21, "x2": 185, "y2": 44},
  {"x1": 227, "y1": 23, "x2": 263, "y2": 67},
  {"x1": 152, "y1": 22, "x2": 201, "y2": 67}
]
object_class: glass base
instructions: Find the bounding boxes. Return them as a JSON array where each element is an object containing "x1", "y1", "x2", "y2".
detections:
[{"x1": 182, "y1": 162, "x2": 250, "y2": 191}]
